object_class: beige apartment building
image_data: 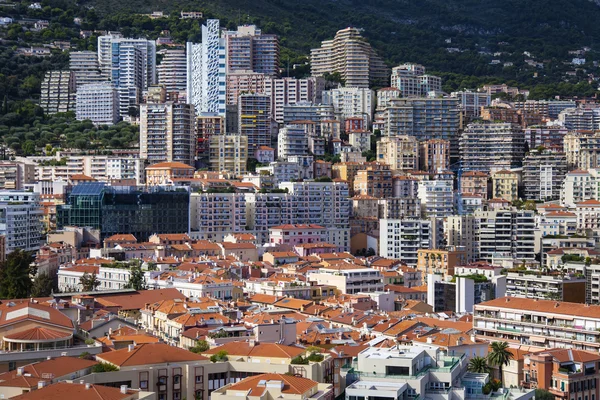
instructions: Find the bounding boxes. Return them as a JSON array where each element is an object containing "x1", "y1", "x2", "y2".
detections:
[
  {"x1": 310, "y1": 27, "x2": 388, "y2": 88},
  {"x1": 416, "y1": 248, "x2": 468, "y2": 283},
  {"x1": 209, "y1": 134, "x2": 248, "y2": 175},
  {"x1": 376, "y1": 135, "x2": 419, "y2": 172},
  {"x1": 491, "y1": 170, "x2": 520, "y2": 201}
]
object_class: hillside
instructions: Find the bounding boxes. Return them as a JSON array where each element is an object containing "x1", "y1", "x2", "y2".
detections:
[{"x1": 80, "y1": 0, "x2": 600, "y2": 92}]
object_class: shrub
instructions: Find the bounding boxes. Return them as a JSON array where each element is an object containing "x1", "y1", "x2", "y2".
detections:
[{"x1": 92, "y1": 362, "x2": 119, "y2": 373}]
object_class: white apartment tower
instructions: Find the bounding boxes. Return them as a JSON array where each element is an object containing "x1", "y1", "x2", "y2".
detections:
[
  {"x1": 0, "y1": 190, "x2": 43, "y2": 253},
  {"x1": 186, "y1": 19, "x2": 227, "y2": 117},
  {"x1": 75, "y1": 82, "x2": 120, "y2": 125}
]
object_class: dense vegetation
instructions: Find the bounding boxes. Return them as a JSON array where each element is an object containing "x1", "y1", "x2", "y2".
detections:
[{"x1": 75, "y1": 0, "x2": 600, "y2": 96}]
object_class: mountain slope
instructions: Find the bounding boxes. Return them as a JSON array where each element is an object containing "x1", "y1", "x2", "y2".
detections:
[{"x1": 81, "y1": 0, "x2": 600, "y2": 91}]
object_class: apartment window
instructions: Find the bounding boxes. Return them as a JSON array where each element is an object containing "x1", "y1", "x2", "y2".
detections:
[{"x1": 139, "y1": 372, "x2": 149, "y2": 390}]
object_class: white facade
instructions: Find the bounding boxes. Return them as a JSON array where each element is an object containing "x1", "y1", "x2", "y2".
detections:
[
  {"x1": 35, "y1": 155, "x2": 144, "y2": 184},
  {"x1": 277, "y1": 126, "x2": 309, "y2": 160},
  {"x1": 309, "y1": 266, "x2": 383, "y2": 294},
  {"x1": 190, "y1": 192, "x2": 247, "y2": 241},
  {"x1": 264, "y1": 77, "x2": 324, "y2": 123},
  {"x1": 417, "y1": 179, "x2": 454, "y2": 218},
  {"x1": 379, "y1": 219, "x2": 432, "y2": 265},
  {"x1": 76, "y1": 83, "x2": 119, "y2": 125},
  {"x1": 0, "y1": 190, "x2": 43, "y2": 253},
  {"x1": 390, "y1": 63, "x2": 442, "y2": 97},
  {"x1": 186, "y1": 19, "x2": 226, "y2": 117},
  {"x1": 322, "y1": 87, "x2": 374, "y2": 125}
]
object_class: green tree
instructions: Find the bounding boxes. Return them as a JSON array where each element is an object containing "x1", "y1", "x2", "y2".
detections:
[
  {"x1": 124, "y1": 264, "x2": 146, "y2": 290},
  {"x1": 0, "y1": 250, "x2": 35, "y2": 299},
  {"x1": 92, "y1": 362, "x2": 119, "y2": 372},
  {"x1": 534, "y1": 389, "x2": 554, "y2": 400},
  {"x1": 467, "y1": 356, "x2": 491, "y2": 374},
  {"x1": 80, "y1": 272, "x2": 100, "y2": 292},
  {"x1": 190, "y1": 340, "x2": 210, "y2": 353},
  {"x1": 30, "y1": 273, "x2": 54, "y2": 297},
  {"x1": 487, "y1": 341, "x2": 514, "y2": 383},
  {"x1": 209, "y1": 350, "x2": 228, "y2": 363}
]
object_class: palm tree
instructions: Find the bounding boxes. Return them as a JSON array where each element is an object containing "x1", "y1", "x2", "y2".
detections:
[
  {"x1": 467, "y1": 356, "x2": 490, "y2": 374},
  {"x1": 487, "y1": 341, "x2": 514, "y2": 383}
]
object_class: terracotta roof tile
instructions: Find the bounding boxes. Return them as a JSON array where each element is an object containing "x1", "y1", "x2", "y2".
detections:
[{"x1": 97, "y1": 343, "x2": 207, "y2": 366}]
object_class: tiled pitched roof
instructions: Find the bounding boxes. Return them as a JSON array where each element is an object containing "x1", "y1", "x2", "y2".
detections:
[
  {"x1": 97, "y1": 343, "x2": 207, "y2": 366},
  {"x1": 223, "y1": 373, "x2": 318, "y2": 396}
]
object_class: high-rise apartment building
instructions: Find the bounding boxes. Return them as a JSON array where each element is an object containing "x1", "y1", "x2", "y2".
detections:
[
  {"x1": 379, "y1": 219, "x2": 432, "y2": 265},
  {"x1": 475, "y1": 209, "x2": 536, "y2": 262},
  {"x1": 157, "y1": 48, "x2": 187, "y2": 93},
  {"x1": 209, "y1": 134, "x2": 248, "y2": 175},
  {"x1": 390, "y1": 63, "x2": 442, "y2": 97},
  {"x1": 559, "y1": 107, "x2": 600, "y2": 131},
  {"x1": 419, "y1": 139, "x2": 450, "y2": 173},
  {"x1": 522, "y1": 150, "x2": 567, "y2": 201},
  {"x1": 69, "y1": 51, "x2": 104, "y2": 88},
  {"x1": 40, "y1": 70, "x2": 76, "y2": 114},
  {"x1": 450, "y1": 90, "x2": 491, "y2": 119},
  {"x1": 376, "y1": 135, "x2": 419, "y2": 171},
  {"x1": 354, "y1": 164, "x2": 393, "y2": 198},
  {"x1": 186, "y1": 19, "x2": 227, "y2": 116},
  {"x1": 322, "y1": 87, "x2": 375, "y2": 125},
  {"x1": 310, "y1": 27, "x2": 388, "y2": 88},
  {"x1": 460, "y1": 122, "x2": 525, "y2": 172},
  {"x1": 238, "y1": 94, "x2": 272, "y2": 152},
  {"x1": 226, "y1": 71, "x2": 267, "y2": 105},
  {"x1": 382, "y1": 98, "x2": 460, "y2": 159},
  {"x1": 417, "y1": 179, "x2": 454, "y2": 218},
  {"x1": 278, "y1": 125, "x2": 309, "y2": 160},
  {"x1": 190, "y1": 192, "x2": 247, "y2": 241},
  {"x1": 196, "y1": 115, "x2": 224, "y2": 158},
  {"x1": 75, "y1": 82, "x2": 120, "y2": 125},
  {"x1": 514, "y1": 99, "x2": 577, "y2": 119},
  {"x1": 224, "y1": 25, "x2": 279, "y2": 77},
  {"x1": 98, "y1": 35, "x2": 156, "y2": 114},
  {"x1": 140, "y1": 102, "x2": 196, "y2": 166},
  {"x1": 445, "y1": 215, "x2": 477, "y2": 261},
  {"x1": 0, "y1": 190, "x2": 43, "y2": 253},
  {"x1": 564, "y1": 132, "x2": 600, "y2": 170},
  {"x1": 264, "y1": 77, "x2": 325, "y2": 123}
]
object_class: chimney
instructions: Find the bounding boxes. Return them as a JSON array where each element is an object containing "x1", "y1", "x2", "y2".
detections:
[
  {"x1": 109, "y1": 328, "x2": 113, "y2": 335},
  {"x1": 128, "y1": 344, "x2": 135, "y2": 352},
  {"x1": 426, "y1": 337, "x2": 433, "y2": 344},
  {"x1": 85, "y1": 383, "x2": 91, "y2": 390},
  {"x1": 37, "y1": 381, "x2": 47, "y2": 389},
  {"x1": 120, "y1": 385, "x2": 128, "y2": 394},
  {"x1": 46, "y1": 356, "x2": 52, "y2": 360},
  {"x1": 79, "y1": 380, "x2": 84, "y2": 385},
  {"x1": 17, "y1": 367, "x2": 24, "y2": 376},
  {"x1": 470, "y1": 334, "x2": 477, "y2": 342}
]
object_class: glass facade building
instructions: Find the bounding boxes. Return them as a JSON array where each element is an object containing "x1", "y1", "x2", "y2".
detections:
[{"x1": 57, "y1": 183, "x2": 190, "y2": 240}]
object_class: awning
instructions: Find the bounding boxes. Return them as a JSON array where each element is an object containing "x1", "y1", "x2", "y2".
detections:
[{"x1": 530, "y1": 335, "x2": 547, "y2": 343}]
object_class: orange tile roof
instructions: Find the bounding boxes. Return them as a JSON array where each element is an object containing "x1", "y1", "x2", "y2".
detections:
[
  {"x1": 204, "y1": 342, "x2": 304, "y2": 358},
  {"x1": 4, "y1": 327, "x2": 72, "y2": 341},
  {"x1": 69, "y1": 174, "x2": 95, "y2": 181},
  {"x1": 249, "y1": 294, "x2": 280, "y2": 304},
  {"x1": 146, "y1": 161, "x2": 195, "y2": 169},
  {"x1": 97, "y1": 343, "x2": 207, "y2": 366},
  {"x1": 273, "y1": 298, "x2": 313, "y2": 310},
  {"x1": 220, "y1": 242, "x2": 256, "y2": 250},
  {"x1": 223, "y1": 373, "x2": 317, "y2": 396},
  {"x1": 0, "y1": 357, "x2": 97, "y2": 385},
  {"x1": 91, "y1": 289, "x2": 186, "y2": 311},
  {"x1": 0, "y1": 301, "x2": 74, "y2": 330},
  {"x1": 414, "y1": 317, "x2": 473, "y2": 333},
  {"x1": 104, "y1": 234, "x2": 137, "y2": 242},
  {"x1": 10, "y1": 382, "x2": 136, "y2": 400}
]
